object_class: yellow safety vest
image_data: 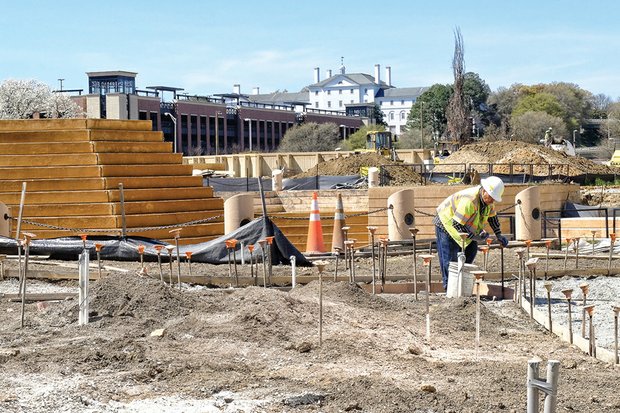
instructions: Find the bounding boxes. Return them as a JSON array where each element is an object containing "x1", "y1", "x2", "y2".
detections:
[{"x1": 436, "y1": 186, "x2": 496, "y2": 247}]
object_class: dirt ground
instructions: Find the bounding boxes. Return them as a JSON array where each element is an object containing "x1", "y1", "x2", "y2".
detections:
[
  {"x1": 1, "y1": 244, "x2": 619, "y2": 413},
  {"x1": 433, "y1": 141, "x2": 620, "y2": 177}
]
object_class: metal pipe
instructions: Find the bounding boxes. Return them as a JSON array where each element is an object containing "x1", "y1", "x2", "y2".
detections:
[
  {"x1": 165, "y1": 245, "x2": 175, "y2": 286},
  {"x1": 584, "y1": 305, "x2": 596, "y2": 357},
  {"x1": 608, "y1": 233, "x2": 616, "y2": 274},
  {"x1": 409, "y1": 228, "x2": 419, "y2": 300},
  {"x1": 154, "y1": 246, "x2": 164, "y2": 283},
  {"x1": 564, "y1": 238, "x2": 572, "y2": 271},
  {"x1": 579, "y1": 282, "x2": 589, "y2": 338},
  {"x1": 420, "y1": 254, "x2": 433, "y2": 340},
  {"x1": 561, "y1": 289, "x2": 574, "y2": 344},
  {"x1": 368, "y1": 227, "x2": 377, "y2": 295},
  {"x1": 574, "y1": 237, "x2": 580, "y2": 269},
  {"x1": 290, "y1": 255, "x2": 297, "y2": 288},
  {"x1": 544, "y1": 282, "x2": 553, "y2": 334},
  {"x1": 613, "y1": 305, "x2": 619, "y2": 364}
]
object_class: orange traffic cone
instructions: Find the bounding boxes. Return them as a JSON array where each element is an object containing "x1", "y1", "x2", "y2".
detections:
[
  {"x1": 305, "y1": 192, "x2": 326, "y2": 254},
  {"x1": 331, "y1": 193, "x2": 345, "y2": 252}
]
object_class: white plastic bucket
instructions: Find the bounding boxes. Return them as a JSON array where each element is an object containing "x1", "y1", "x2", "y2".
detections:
[{"x1": 447, "y1": 261, "x2": 477, "y2": 298}]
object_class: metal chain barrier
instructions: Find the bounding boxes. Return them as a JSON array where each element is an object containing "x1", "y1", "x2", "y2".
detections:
[{"x1": 5, "y1": 214, "x2": 224, "y2": 234}]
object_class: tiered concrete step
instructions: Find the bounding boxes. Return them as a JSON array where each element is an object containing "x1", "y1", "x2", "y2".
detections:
[{"x1": 0, "y1": 119, "x2": 225, "y2": 244}]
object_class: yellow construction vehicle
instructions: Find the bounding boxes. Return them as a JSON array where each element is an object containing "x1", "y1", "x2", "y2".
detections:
[{"x1": 365, "y1": 131, "x2": 400, "y2": 161}]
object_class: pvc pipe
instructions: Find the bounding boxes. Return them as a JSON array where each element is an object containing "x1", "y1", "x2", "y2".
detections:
[{"x1": 290, "y1": 255, "x2": 297, "y2": 288}]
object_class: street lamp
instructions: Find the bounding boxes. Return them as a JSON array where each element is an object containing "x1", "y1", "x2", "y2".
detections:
[
  {"x1": 244, "y1": 118, "x2": 253, "y2": 152},
  {"x1": 164, "y1": 112, "x2": 177, "y2": 153},
  {"x1": 572, "y1": 129, "x2": 578, "y2": 148},
  {"x1": 215, "y1": 111, "x2": 222, "y2": 156},
  {"x1": 419, "y1": 101, "x2": 424, "y2": 149},
  {"x1": 58, "y1": 78, "x2": 64, "y2": 91}
]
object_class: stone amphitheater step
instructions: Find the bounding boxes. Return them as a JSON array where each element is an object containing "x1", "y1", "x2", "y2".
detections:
[
  {"x1": 0, "y1": 141, "x2": 171, "y2": 154},
  {"x1": 0, "y1": 129, "x2": 165, "y2": 143},
  {"x1": 17, "y1": 198, "x2": 223, "y2": 217},
  {"x1": 0, "y1": 119, "x2": 225, "y2": 244},
  {"x1": 0, "y1": 187, "x2": 216, "y2": 204},
  {"x1": 0, "y1": 164, "x2": 194, "y2": 180},
  {"x1": 0, "y1": 119, "x2": 152, "y2": 131},
  {"x1": 0, "y1": 176, "x2": 204, "y2": 192},
  {"x1": 0, "y1": 142, "x2": 94, "y2": 154}
]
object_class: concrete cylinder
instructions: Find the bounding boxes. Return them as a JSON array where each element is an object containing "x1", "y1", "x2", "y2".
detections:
[
  {"x1": 272, "y1": 169, "x2": 283, "y2": 191},
  {"x1": 387, "y1": 189, "x2": 416, "y2": 241},
  {"x1": 368, "y1": 167, "x2": 379, "y2": 188},
  {"x1": 515, "y1": 186, "x2": 541, "y2": 241},
  {"x1": 0, "y1": 202, "x2": 9, "y2": 237},
  {"x1": 224, "y1": 193, "x2": 255, "y2": 235}
]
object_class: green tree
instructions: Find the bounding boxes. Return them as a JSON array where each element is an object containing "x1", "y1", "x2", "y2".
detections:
[
  {"x1": 338, "y1": 124, "x2": 385, "y2": 151},
  {"x1": 512, "y1": 92, "x2": 565, "y2": 119},
  {"x1": 511, "y1": 111, "x2": 567, "y2": 144},
  {"x1": 372, "y1": 103, "x2": 387, "y2": 126},
  {"x1": 278, "y1": 122, "x2": 340, "y2": 152},
  {"x1": 406, "y1": 83, "x2": 452, "y2": 140}
]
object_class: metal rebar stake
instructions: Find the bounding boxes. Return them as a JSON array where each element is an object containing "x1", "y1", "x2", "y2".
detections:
[
  {"x1": 544, "y1": 282, "x2": 553, "y2": 334},
  {"x1": 368, "y1": 227, "x2": 377, "y2": 295},
  {"x1": 154, "y1": 246, "x2": 164, "y2": 282},
  {"x1": 562, "y1": 289, "x2": 574, "y2": 344},
  {"x1": 525, "y1": 258, "x2": 539, "y2": 319},
  {"x1": 419, "y1": 254, "x2": 434, "y2": 340},
  {"x1": 409, "y1": 228, "x2": 419, "y2": 301},
  {"x1": 613, "y1": 305, "x2": 619, "y2": 364},
  {"x1": 579, "y1": 282, "x2": 589, "y2": 338}
]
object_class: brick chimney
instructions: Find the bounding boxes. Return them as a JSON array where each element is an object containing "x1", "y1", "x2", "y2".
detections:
[
  {"x1": 374, "y1": 64, "x2": 381, "y2": 84},
  {"x1": 385, "y1": 66, "x2": 392, "y2": 87}
]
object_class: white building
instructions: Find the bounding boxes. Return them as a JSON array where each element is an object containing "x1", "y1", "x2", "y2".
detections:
[
  {"x1": 307, "y1": 63, "x2": 428, "y2": 135},
  {"x1": 246, "y1": 63, "x2": 428, "y2": 136}
]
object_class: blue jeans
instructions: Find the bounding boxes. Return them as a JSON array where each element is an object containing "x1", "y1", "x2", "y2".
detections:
[{"x1": 435, "y1": 225, "x2": 478, "y2": 290}]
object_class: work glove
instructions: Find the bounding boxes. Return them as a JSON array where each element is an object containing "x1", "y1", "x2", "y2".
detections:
[
  {"x1": 497, "y1": 235, "x2": 509, "y2": 247},
  {"x1": 478, "y1": 230, "x2": 489, "y2": 241}
]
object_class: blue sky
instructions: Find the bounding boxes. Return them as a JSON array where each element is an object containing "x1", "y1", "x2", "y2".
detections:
[{"x1": 2, "y1": 0, "x2": 619, "y2": 99}]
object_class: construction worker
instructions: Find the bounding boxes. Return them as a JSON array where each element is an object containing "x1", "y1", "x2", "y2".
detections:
[{"x1": 433, "y1": 176, "x2": 509, "y2": 290}]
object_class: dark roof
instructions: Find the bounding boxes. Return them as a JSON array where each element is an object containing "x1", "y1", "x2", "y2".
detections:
[
  {"x1": 146, "y1": 86, "x2": 185, "y2": 92},
  {"x1": 247, "y1": 91, "x2": 309, "y2": 105},
  {"x1": 379, "y1": 87, "x2": 429, "y2": 98}
]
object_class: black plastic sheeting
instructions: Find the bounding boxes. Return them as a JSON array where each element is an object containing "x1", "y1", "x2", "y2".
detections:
[
  {"x1": 0, "y1": 217, "x2": 312, "y2": 267},
  {"x1": 203, "y1": 175, "x2": 364, "y2": 191}
]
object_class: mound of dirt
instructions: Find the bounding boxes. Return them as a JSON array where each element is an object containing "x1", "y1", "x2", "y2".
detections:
[
  {"x1": 434, "y1": 141, "x2": 620, "y2": 176},
  {"x1": 292, "y1": 152, "x2": 422, "y2": 185}
]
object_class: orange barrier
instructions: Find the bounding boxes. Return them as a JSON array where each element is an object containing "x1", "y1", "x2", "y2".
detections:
[
  {"x1": 305, "y1": 192, "x2": 325, "y2": 254},
  {"x1": 331, "y1": 193, "x2": 345, "y2": 252}
]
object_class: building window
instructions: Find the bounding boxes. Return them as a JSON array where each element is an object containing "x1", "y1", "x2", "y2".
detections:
[
  {"x1": 390, "y1": 100, "x2": 394, "y2": 105},
  {"x1": 328, "y1": 101, "x2": 332, "y2": 108},
  {"x1": 327, "y1": 90, "x2": 331, "y2": 95},
  {"x1": 339, "y1": 100, "x2": 343, "y2": 107},
  {"x1": 379, "y1": 101, "x2": 383, "y2": 106},
  {"x1": 339, "y1": 89, "x2": 342, "y2": 95},
  {"x1": 400, "y1": 111, "x2": 406, "y2": 120},
  {"x1": 350, "y1": 100, "x2": 354, "y2": 104},
  {"x1": 315, "y1": 91, "x2": 318, "y2": 95},
  {"x1": 350, "y1": 89, "x2": 354, "y2": 94},
  {"x1": 315, "y1": 102, "x2": 319, "y2": 108},
  {"x1": 401, "y1": 100, "x2": 405, "y2": 105},
  {"x1": 390, "y1": 112, "x2": 394, "y2": 120}
]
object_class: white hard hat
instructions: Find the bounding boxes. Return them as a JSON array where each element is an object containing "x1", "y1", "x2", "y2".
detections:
[{"x1": 481, "y1": 176, "x2": 504, "y2": 202}]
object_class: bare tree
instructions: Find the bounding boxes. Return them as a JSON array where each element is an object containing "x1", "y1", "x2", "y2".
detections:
[{"x1": 446, "y1": 27, "x2": 470, "y2": 146}]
